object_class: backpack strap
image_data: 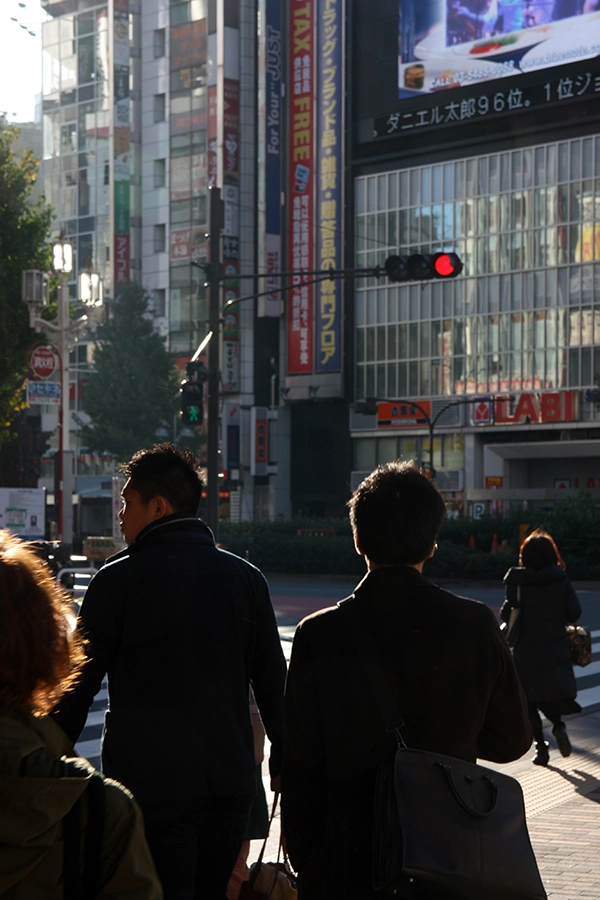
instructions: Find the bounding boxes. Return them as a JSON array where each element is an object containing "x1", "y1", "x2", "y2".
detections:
[
  {"x1": 82, "y1": 772, "x2": 106, "y2": 896},
  {"x1": 63, "y1": 771, "x2": 106, "y2": 900},
  {"x1": 338, "y1": 595, "x2": 407, "y2": 747}
]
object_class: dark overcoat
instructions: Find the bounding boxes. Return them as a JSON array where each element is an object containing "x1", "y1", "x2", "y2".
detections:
[
  {"x1": 282, "y1": 566, "x2": 532, "y2": 900},
  {"x1": 500, "y1": 565, "x2": 582, "y2": 706},
  {"x1": 53, "y1": 514, "x2": 286, "y2": 809}
]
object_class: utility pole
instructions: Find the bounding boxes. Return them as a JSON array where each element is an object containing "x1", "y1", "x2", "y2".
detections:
[{"x1": 206, "y1": 186, "x2": 223, "y2": 539}]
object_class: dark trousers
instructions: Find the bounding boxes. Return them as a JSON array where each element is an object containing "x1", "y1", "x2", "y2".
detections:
[
  {"x1": 527, "y1": 700, "x2": 562, "y2": 745},
  {"x1": 142, "y1": 795, "x2": 252, "y2": 900}
]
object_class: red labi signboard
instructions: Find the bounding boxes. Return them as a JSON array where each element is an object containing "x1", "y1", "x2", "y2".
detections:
[{"x1": 495, "y1": 391, "x2": 578, "y2": 424}]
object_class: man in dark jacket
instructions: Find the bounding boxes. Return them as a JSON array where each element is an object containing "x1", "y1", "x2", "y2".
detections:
[
  {"x1": 282, "y1": 461, "x2": 532, "y2": 900},
  {"x1": 54, "y1": 444, "x2": 286, "y2": 900}
]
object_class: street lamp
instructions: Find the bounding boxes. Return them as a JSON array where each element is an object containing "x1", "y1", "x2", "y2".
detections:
[
  {"x1": 53, "y1": 239, "x2": 74, "y2": 549},
  {"x1": 79, "y1": 270, "x2": 104, "y2": 307}
]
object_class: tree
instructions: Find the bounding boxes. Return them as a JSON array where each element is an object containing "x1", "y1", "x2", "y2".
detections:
[
  {"x1": 82, "y1": 282, "x2": 181, "y2": 461},
  {"x1": 0, "y1": 126, "x2": 53, "y2": 448}
]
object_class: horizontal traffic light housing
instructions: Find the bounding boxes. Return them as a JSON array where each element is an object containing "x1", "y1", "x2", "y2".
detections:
[
  {"x1": 181, "y1": 380, "x2": 204, "y2": 426},
  {"x1": 384, "y1": 253, "x2": 463, "y2": 282}
]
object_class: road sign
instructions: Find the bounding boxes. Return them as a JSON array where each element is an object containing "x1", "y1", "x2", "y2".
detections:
[
  {"x1": 29, "y1": 345, "x2": 57, "y2": 380},
  {"x1": 472, "y1": 502, "x2": 486, "y2": 520},
  {"x1": 26, "y1": 380, "x2": 61, "y2": 405}
]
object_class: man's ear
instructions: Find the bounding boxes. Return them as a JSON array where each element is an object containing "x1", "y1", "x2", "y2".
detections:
[
  {"x1": 152, "y1": 495, "x2": 174, "y2": 520},
  {"x1": 426, "y1": 541, "x2": 438, "y2": 560},
  {"x1": 353, "y1": 531, "x2": 365, "y2": 557}
]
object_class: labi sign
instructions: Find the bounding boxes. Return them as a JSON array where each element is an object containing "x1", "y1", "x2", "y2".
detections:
[{"x1": 494, "y1": 391, "x2": 578, "y2": 425}]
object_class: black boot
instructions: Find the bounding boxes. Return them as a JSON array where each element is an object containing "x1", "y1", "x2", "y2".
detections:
[
  {"x1": 552, "y1": 722, "x2": 572, "y2": 757},
  {"x1": 532, "y1": 741, "x2": 549, "y2": 766}
]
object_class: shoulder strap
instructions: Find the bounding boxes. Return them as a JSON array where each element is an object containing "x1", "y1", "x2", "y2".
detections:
[
  {"x1": 338, "y1": 596, "x2": 406, "y2": 746},
  {"x1": 63, "y1": 790, "x2": 81, "y2": 900},
  {"x1": 63, "y1": 772, "x2": 105, "y2": 900},
  {"x1": 82, "y1": 772, "x2": 105, "y2": 896}
]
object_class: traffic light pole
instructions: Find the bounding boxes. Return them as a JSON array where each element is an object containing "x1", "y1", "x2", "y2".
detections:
[{"x1": 206, "y1": 186, "x2": 223, "y2": 540}]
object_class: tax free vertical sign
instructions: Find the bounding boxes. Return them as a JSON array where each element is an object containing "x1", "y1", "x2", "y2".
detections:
[
  {"x1": 316, "y1": 0, "x2": 343, "y2": 373},
  {"x1": 287, "y1": 0, "x2": 315, "y2": 374},
  {"x1": 112, "y1": 0, "x2": 130, "y2": 287}
]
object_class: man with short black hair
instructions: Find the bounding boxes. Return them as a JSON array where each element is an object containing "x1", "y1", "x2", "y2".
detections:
[
  {"x1": 54, "y1": 443, "x2": 286, "y2": 900},
  {"x1": 282, "y1": 461, "x2": 531, "y2": 900}
]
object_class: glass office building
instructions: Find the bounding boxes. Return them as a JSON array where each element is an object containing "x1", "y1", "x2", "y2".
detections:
[{"x1": 351, "y1": 135, "x2": 600, "y2": 506}]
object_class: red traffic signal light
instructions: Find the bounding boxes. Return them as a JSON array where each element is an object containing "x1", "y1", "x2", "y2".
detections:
[
  {"x1": 384, "y1": 253, "x2": 463, "y2": 282},
  {"x1": 432, "y1": 252, "x2": 462, "y2": 278}
]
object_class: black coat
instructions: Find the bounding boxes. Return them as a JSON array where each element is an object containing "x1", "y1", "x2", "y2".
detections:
[
  {"x1": 282, "y1": 566, "x2": 532, "y2": 900},
  {"x1": 53, "y1": 514, "x2": 286, "y2": 807},
  {"x1": 501, "y1": 565, "x2": 582, "y2": 705}
]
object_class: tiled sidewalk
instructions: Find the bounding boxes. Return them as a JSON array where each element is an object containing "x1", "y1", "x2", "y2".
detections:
[
  {"x1": 257, "y1": 710, "x2": 600, "y2": 897},
  {"x1": 487, "y1": 709, "x2": 600, "y2": 899}
]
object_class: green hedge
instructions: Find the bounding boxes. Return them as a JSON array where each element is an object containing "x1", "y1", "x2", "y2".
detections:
[{"x1": 216, "y1": 493, "x2": 600, "y2": 579}]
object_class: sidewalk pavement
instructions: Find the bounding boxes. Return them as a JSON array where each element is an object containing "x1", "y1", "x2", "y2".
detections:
[{"x1": 255, "y1": 708, "x2": 600, "y2": 898}]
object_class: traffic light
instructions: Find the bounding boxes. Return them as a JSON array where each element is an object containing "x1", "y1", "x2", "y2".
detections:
[
  {"x1": 384, "y1": 253, "x2": 463, "y2": 282},
  {"x1": 181, "y1": 380, "x2": 204, "y2": 426}
]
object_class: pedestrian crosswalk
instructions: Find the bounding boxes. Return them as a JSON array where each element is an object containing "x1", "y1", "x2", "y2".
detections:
[{"x1": 73, "y1": 629, "x2": 600, "y2": 767}]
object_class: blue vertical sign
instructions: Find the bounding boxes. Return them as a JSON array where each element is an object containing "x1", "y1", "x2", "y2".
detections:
[
  {"x1": 316, "y1": 0, "x2": 343, "y2": 372},
  {"x1": 261, "y1": 0, "x2": 282, "y2": 317}
]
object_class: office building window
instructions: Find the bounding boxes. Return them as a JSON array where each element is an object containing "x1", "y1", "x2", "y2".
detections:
[
  {"x1": 154, "y1": 158, "x2": 166, "y2": 188},
  {"x1": 153, "y1": 28, "x2": 166, "y2": 58},
  {"x1": 154, "y1": 224, "x2": 166, "y2": 253},
  {"x1": 154, "y1": 93, "x2": 166, "y2": 122},
  {"x1": 153, "y1": 288, "x2": 166, "y2": 316},
  {"x1": 354, "y1": 135, "x2": 600, "y2": 399}
]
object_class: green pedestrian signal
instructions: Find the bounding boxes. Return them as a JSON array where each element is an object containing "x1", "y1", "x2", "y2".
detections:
[{"x1": 181, "y1": 380, "x2": 204, "y2": 426}]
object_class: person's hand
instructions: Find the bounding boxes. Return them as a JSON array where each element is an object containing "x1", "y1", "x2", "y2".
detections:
[{"x1": 270, "y1": 774, "x2": 281, "y2": 794}]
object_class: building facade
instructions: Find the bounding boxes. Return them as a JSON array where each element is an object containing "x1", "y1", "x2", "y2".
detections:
[
  {"x1": 39, "y1": 0, "x2": 299, "y2": 528},
  {"x1": 349, "y1": 0, "x2": 600, "y2": 515}
]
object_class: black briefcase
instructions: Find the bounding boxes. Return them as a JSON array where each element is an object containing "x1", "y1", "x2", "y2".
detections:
[{"x1": 373, "y1": 749, "x2": 545, "y2": 899}]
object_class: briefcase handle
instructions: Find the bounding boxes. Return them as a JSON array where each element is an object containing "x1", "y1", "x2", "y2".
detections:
[{"x1": 436, "y1": 762, "x2": 499, "y2": 819}]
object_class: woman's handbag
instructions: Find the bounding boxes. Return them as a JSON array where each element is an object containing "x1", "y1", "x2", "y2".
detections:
[
  {"x1": 339, "y1": 596, "x2": 547, "y2": 900},
  {"x1": 238, "y1": 794, "x2": 297, "y2": 900},
  {"x1": 566, "y1": 624, "x2": 592, "y2": 667}
]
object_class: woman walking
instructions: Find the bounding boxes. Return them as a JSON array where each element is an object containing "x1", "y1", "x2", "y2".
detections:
[
  {"x1": 501, "y1": 528, "x2": 582, "y2": 766},
  {"x1": 0, "y1": 529, "x2": 162, "y2": 899}
]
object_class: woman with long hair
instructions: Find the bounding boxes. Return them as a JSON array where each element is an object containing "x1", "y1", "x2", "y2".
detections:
[
  {"x1": 501, "y1": 528, "x2": 582, "y2": 766},
  {"x1": 0, "y1": 529, "x2": 162, "y2": 899}
]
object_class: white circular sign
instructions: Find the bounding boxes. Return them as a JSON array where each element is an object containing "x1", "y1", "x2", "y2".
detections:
[{"x1": 29, "y1": 346, "x2": 57, "y2": 380}]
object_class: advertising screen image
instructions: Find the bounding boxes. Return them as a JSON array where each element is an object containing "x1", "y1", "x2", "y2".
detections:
[{"x1": 399, "y1": 0, "x2": 600, "y2": 98}]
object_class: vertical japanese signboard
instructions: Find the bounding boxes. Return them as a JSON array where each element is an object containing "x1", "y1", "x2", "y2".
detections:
[
  {"x1": 221, "y1": 8, "x2": 241, "y2": 393},
  {"x1": 316, "y1": 0, "x2": 343, "y2": 373},
  {"x1": 113, "y1": 0, "x2": 130, "y2": 287},
  {"x1": 287, "y1": 0, "x2": 314, "y2": 374},
  {"x1": 258, "y1": 0, "x2": 282, "y2": 318}
]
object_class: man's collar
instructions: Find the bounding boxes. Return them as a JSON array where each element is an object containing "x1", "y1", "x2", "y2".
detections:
[{"x1": 129, "y1": 513, "x2": 211, "y2": 548}]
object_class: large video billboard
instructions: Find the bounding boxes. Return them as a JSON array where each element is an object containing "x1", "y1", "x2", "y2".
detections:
[{"x1": 399, "y1": 2, "x2": 600, "y2": 99}]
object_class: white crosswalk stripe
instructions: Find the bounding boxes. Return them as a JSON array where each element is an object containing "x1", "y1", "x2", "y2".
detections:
[{"x1": 73, "y1": 630, "x2": 600, "y2": 764}]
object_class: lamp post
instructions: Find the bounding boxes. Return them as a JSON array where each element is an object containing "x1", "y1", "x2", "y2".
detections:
[
  {"x1": 22, "y1": 243, "x2": 96, "y2": 547},
  {"x1": 53, "y1": 239, "x2": 74, "y2": 548}
]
